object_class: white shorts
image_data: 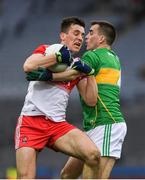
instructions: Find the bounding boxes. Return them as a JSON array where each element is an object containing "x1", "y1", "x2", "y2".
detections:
[{"x1": 86, "y1": 122, "x2": 127, "y2": 159}]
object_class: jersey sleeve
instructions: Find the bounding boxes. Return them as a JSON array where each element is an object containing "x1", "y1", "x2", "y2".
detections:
[{"x1": 33, "y1": 44, "x2": 48, "y2": 55}]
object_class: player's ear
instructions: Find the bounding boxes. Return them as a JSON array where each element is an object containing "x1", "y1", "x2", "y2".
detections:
[
  {"x1": 99, "y1": 35, "x2": 105, "y2": 44},
  {"x1": 60, "y1": 32, "x2": 66, "y2": 42}
]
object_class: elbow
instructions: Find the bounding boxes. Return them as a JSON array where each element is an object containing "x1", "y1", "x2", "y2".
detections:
[
  {"x1": 85, "y1": 98, "x2": 97, "y2": 107},
  {"x1": 23, "y1": 62, "x2": 34, "y2": 73},
  {"x1": 23, "y1": 63, "x2": 29, "y2": 72},
  {"x1": 87, "y1": 101, "x2": 97, "y2": 107}
]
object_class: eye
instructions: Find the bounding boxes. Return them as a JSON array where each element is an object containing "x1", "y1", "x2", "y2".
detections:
[
  {"x1": 74, "y1": 31, "x2": 79, "y2": 36},
  {"x1": 82, "y1": 33, "x2": 85, "y2": 38},
  {"x1": 74, "y1": 32, "x2": 78, "y2": 36},
  {"x1": 89, "y1": 30, "x2": 93, "y2": 35},
  {"x1": 90, "y1": 31, "x2": 93, "y2": 35}
]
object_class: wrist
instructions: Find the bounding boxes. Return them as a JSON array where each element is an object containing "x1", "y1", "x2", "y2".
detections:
[
  {"x1": 55, "y1": 52, "x2": 62, "y2": 63},
  {"x1": 38, "y1": 68, "x2": 53, "y2": 81},
  {"x1": 87, "y1": 68, "x2": 95, "y2": 76}
]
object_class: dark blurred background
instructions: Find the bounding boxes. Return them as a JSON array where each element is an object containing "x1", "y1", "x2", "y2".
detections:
[{"x1": 0, "y1": 0, "x2": 145, "y2": 178}]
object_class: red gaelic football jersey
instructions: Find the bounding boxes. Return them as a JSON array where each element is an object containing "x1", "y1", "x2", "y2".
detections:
[{"x1": 20, "y1": 45, "x2": 81, "y2": 122}]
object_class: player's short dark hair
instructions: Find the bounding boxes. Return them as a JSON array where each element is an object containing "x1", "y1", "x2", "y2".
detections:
[
  {"x1": 61, "y1": 16, "x2": 85, "y2": 33},
  {"x1": 91, "y1": 21, "x2": 116, "y2": 45}
]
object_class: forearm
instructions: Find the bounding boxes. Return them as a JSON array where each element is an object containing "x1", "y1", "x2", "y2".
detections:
[
  {"x1": 23, "y1": 54, "x2": 57, "y2": 72},
  {"x1": 85, "y1": 76, "x2": 98, "y2": 106},
  {"x1": 53, "y1": 69, "x2": 80, "y2": 81},
  {"x1": 77, "y1": 76, "x2": 97, "y2": 106}
]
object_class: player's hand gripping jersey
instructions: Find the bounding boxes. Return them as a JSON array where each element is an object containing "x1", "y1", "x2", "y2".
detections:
[
  {"x1": 21, "y1": 45, "x2": 81, "y2": 122},
  {"x1": 80, "y1": 48, "x2": 125, "y2": 131}
]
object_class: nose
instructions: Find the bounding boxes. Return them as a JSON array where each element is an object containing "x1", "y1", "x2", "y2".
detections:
[
  {"x1": 85, "y1": 33, "x2": 89, "y2": 39},
  {"x1": 77, "y1": 33, "x2": 84, "y2": 41},
  {"x1": 85, "y1": 36, "x2": 88, "y2": 43}
]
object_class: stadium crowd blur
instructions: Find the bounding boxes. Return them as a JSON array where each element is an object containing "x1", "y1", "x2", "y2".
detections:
[{"x1": 0, "y1": 0, "x2": 145, "y2": 178}]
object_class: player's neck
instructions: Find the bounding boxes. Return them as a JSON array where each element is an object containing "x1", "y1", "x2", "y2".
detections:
[{"x1": 98, "y1": 44, "x2": 111, "y2": 49}]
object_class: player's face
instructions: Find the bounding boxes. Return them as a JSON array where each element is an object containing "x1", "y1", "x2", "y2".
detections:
[
  {"x1": 60, "y1": 24, "x2": 85, "y2": 53},
  {"x1": 85, "y1": 24, "x2": 103, "y2": 50}
]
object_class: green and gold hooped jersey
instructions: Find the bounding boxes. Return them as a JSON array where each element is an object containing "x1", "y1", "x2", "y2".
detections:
[{"x1": 80, "y1": 48, "x2": 125, "y2": 131}]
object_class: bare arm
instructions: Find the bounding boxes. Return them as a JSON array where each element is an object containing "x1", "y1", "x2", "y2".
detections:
[
  {"x1": 77, "y1": 76, "x2": 98, "y2": 106},
  {"x1": 23, "y1": 53, "x2": 57, "y2": 72},
  {"x1": 25, "y1": 57, "x2": 94, "y2": 82},
  {"x1": 53, "y1": 69, "x2": 81, "y2": 81}
]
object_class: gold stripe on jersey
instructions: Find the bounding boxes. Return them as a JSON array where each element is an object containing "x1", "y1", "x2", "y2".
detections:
[{"x1": 95, "y1": 68, "x2": 120, "y2": 85}]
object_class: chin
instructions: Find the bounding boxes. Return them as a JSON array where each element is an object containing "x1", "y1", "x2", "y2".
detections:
[
  {"x1": 87, "y1": 45, "x2": 93, "y2": 50},
  {"x1": 73, "y1": 48, "x2": 80, "y2": 53}
]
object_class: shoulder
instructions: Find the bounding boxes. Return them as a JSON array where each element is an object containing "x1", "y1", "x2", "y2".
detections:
[
  {"x1": 82, "y1": 50, "x2": 94, "y2": 58},
  {"x1": 33, "y1": 44, "x2": 49, "y2": 55},
  {"x1": 82, "y1": 50, "x2": 100, "y2": 62}
]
